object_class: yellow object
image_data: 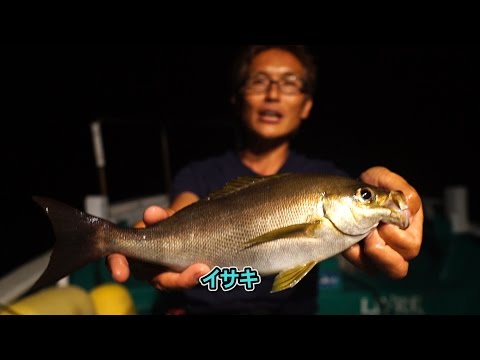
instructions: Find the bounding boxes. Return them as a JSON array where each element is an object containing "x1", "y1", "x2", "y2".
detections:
[
  {"x1": 89, "y1": 283, "x2": 136, "y2": 315},
  {"x1": 0, "y1": 285, "x2": 95, "y2": 315}
]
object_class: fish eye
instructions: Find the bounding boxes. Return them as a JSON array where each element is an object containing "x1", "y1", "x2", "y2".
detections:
[{"x1": 356, "y1": 188, "x2": 374, "y2": 202}]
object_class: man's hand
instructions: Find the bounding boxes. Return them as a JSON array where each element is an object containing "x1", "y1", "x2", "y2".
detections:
[
  {"x1": 342, "y1": 166, "x2": 424, "y2": 279},
  {"x1": 106, "y1": 206, "x2": 210, "y2": 290}
]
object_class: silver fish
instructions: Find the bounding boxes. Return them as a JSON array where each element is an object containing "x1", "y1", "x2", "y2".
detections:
[{"x1": 31, "y1": 173, "x2": 409, "y2": 293}]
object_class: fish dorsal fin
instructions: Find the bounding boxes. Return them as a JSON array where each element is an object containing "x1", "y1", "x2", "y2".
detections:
[
  {"x1": 207, "y1": 173, "x2": 292, "y2": 200},
  {"x1": 243, "y1": 220, "x2": 323, "y2": 250},
  {"x1": 271, "y1": 261, "x2": 318, "y2": 293}
]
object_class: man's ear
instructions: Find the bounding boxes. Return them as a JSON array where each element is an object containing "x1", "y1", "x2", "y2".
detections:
[{"x1": 300, "y1": 97, "x2": 314, "y2": 120}]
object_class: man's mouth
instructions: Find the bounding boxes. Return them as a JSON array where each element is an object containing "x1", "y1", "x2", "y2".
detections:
[{"x1": 258, "y1": 110, "x2": 283, "y2": 123}]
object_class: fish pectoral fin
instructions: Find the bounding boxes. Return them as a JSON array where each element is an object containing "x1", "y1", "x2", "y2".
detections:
[
  {"x1": 243, "y1": 221, "x2": 322, "y2": 250},
  {"x1": 271, "y1": 261, "x2": 318, "y2": 293}
]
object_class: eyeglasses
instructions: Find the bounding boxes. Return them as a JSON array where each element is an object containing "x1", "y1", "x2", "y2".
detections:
[{"x1": 244, "y1": 73, "x2": 305, "y2": 95}]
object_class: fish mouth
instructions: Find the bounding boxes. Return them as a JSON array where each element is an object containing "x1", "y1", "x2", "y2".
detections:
[
  {"x1": 384, "y1": 191, "x2": 410, "y2": 230},
  {"x1": 393, "y1": 209, "x2": 410, "y2": 229}
]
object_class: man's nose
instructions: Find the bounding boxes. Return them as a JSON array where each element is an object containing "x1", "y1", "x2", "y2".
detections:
[{"x1": 265, "y1": 81, "x2": 281, "y2": 101}]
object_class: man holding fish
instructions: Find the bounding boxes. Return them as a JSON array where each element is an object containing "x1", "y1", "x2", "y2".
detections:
[{"x1": 107, "y1": 45, "x2": 423, "y2": 314}]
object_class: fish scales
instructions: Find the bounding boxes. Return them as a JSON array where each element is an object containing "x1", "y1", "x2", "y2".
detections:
[{"x1": 108, "y1": 174, "x2": 322, "y2": 271}]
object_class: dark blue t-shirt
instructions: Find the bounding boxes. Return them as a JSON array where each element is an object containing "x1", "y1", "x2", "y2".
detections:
[{"x1": 168, "y1": 150, "x2": 348, "y2": 315}]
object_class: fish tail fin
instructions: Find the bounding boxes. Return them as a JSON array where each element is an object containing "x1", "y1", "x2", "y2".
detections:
[{"x1": 30, "y1": 196, "x2": 111, "y2": 293}]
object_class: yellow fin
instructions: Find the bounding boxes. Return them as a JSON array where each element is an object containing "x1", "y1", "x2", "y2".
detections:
[
  {"x1": 207, "y1": 173, "x2": 292, "y2": 200},
  {"x1": 271, "y1": 261, "x2": 318, "y2": 293},
  {"x1": 243, "y1": 221, "x2": 322, "y2": 250}
]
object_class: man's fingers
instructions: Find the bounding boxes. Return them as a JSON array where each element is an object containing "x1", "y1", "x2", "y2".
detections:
[
  {"x1": 342, "y1": 243, "x2": 377, "y2": 274},
  {"x1": 151, "y1": 264, "x2": 210, "y2": 291},
  {"x1": 371, "y1": 197, "x2": 424, "y2": 261},
  {"x1": 343, "y1": 231, "x2": 409, "y2": 279},
  {"x1": 343, "y1": 211, "x2": 423, "y2": 278},
  {"x1": 143, "y1": 206, "x2": 174, "y2": 226},
  {"x1": 377, "y1": 219, "x2": 423, "y2": 261},
  {"x1": 362, "y1": 230, "x2": 409, "y2": 279},
  {"x1": 107, "y1": 254, "x2": 130, "y2": 283}
]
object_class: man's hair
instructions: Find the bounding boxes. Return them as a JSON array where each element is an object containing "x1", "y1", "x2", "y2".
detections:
[{"x1": 231, "y1": 45, "x2": 317, "y2": 98}]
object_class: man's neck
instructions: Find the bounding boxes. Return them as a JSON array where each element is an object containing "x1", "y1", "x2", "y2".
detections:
[{"x1": 240, "y1": 142, "x2": 290, "y2": 176}]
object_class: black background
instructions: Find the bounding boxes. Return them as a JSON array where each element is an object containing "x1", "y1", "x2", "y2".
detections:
[{"x1": 2, "y1": 44, "x2": 479, "y2": 277}]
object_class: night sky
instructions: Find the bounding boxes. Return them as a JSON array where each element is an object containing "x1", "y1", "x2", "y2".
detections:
[{"x1": 2, "y1": 44, "x2": 479, "y2": 277}]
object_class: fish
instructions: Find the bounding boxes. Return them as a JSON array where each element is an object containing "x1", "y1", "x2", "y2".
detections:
[{"x1": 31, "y1": 173, "x2": 410, "y2": 293}]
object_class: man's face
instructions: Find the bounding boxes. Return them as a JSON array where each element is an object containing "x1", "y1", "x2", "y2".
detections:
[{"x1": 241, "y1": 49, "x2": 313, "y2": 140}]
